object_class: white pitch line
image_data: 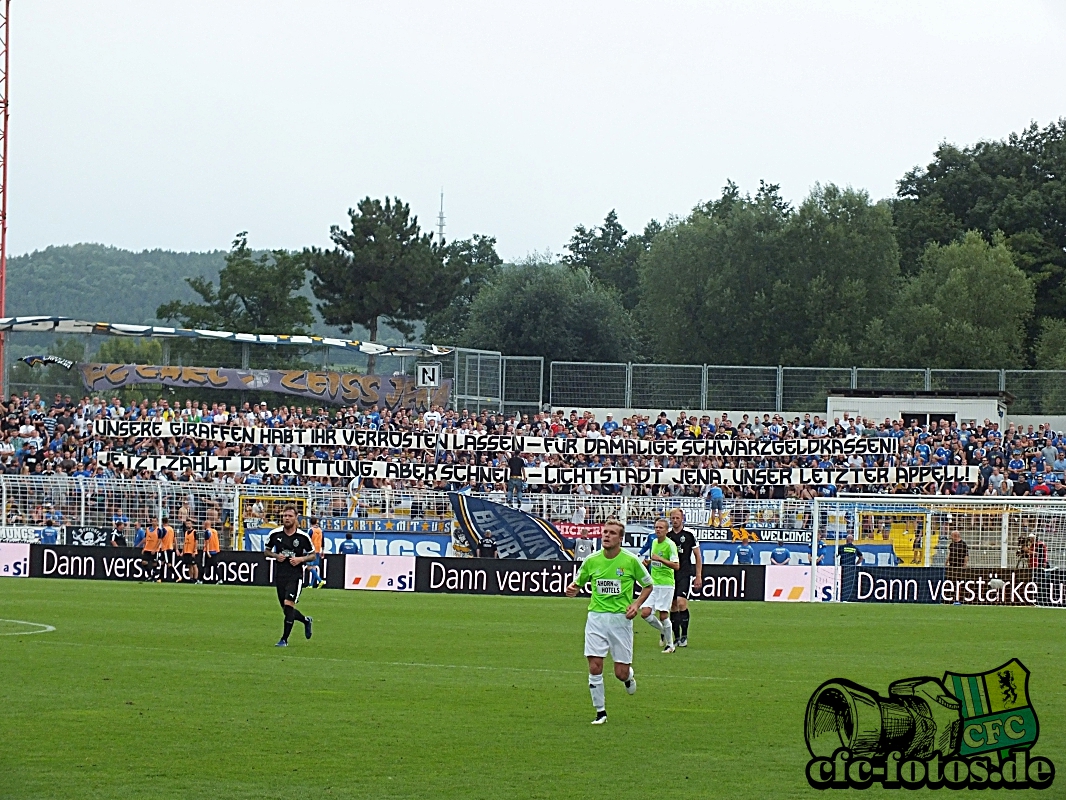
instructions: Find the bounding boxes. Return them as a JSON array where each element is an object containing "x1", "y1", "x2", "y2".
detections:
[{"x1": 0, "y1": 619, "x2": 56, "y2": 636}]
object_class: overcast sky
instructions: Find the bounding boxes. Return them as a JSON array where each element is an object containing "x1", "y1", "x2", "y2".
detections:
[{"x1": 11, "y1": 0, "x2": 1066, "y2": 261}]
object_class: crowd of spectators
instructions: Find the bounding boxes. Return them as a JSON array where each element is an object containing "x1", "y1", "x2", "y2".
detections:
[{"x1": 5, "y1": 389, "x2": 1066, "y2": 501}]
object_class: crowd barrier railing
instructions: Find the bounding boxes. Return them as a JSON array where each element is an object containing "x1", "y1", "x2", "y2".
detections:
[{"x1": 2, "y1": 476, "x2": 1066, "y2": 572}]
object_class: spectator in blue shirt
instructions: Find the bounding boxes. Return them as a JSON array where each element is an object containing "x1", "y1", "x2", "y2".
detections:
[
  {"x1": 735, "y1": 534, "x2": 755, "y2": 565},
  {"x1": 705, "y1": 484, "x2": 725, "y2": 526},
  {"x1": 39, "y1": 524, "x2": 60, "y2": 545},
  {"x1": 601, "y1": 414, "x2": 618, "y2": 435},
  {"x1": 770, "y1": 540, "x2": 791, "y2": 565},
  {"x1": 338, "y1": 533, "x2": 360, "y2": 554}
]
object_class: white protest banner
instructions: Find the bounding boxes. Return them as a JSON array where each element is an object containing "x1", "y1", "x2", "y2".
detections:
[
  {"x1": 94, "y1": 420, "x2": 897, "y2": 457},
  {"x1": 98, "y1": 453, "x2": 975, "y2": 486}
]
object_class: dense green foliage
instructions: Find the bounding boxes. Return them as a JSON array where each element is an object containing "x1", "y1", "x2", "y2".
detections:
[
  {"x1": 302, "y1": 197, "x2": 475, "y2": 372},
  {"x1": 423, "y1": 234, "x2": 503, "y2": 344},
  {"x1": 460, "y1": 258, "x2": 639, "y2": 362},
  {"x1": 155, "y1": 234, "x2": 314, "y2": 370},
  {"x1": 563, "y1": 210, "x2": 659, "y2": 311},
  {"x1": 891, "y1": 121, "x2": 1066, "y2": 317},
  {"x1": 2, "y1": 580, "x2": 1063, "y2": 799}
]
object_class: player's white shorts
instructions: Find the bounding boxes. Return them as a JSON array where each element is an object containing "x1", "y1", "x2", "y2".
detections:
[
  {"x1": 641, "y1": 584, "x2": 674, "y2": 613},
  {"x1": 584, "y1": 611, "x2": 634, "y2": 664}
]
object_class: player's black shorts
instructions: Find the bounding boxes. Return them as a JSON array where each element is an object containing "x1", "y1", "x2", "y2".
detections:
[
  {"x1": 674, "y1": 571, "x2": 694, "y2": 599},
  {"x1": 181, "y1": 553, "x2": 195, "y2": 566},
  {"x1": 201, "y1": 552, "x2": 217, "y2": 567},
  {"x1": 276, "y1": 577, "x2": 303, "y2": 607}
]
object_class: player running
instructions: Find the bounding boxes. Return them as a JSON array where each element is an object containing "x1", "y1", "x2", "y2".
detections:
[
  {"x1": 641, "y1": 518, "x2": 679, "y2": 653},
  {"x1": 265, "y1": 505, "x2": 317, "y2": 647},
  {"x1": 668, "y1": 508, "x2": 703, "y2": 647},
  {"x1": 565, "y1": 518, "x2": 653, "y2": 725}
]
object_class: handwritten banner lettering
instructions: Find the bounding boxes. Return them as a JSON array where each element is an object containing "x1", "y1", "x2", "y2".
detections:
[
  {"x1": 97, "y1": 453, "x2": 976, "y2": 485},
  {"x1": 93, "y1": 420, "x2": 897, "y2": 457}
]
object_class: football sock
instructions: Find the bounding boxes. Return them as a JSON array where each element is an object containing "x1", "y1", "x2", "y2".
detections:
[
  {"x1": 661, "y1": 617, "x2": 673, "y2": 646},
  {"x1": 626, "y1": 666, "x2": 634, "y2": 683},
  {"x1": 670, "y1": 612, "x2": 681, "y2": 641},
  {"x1": 589, "y1": 674, "x2": 605, "y2": 711},
  {"x1": 680, "y1": 609, "x2": 690, "y2": 638},
  {"x1": 643, "y1": 613, "x2": 663, "y2": 633},
  {"x1": 282, "y1": 618, "x2": 294, "y2": 641},
  {"x1": 289, "y1": 607, "x2": 307, "y2": 623}
]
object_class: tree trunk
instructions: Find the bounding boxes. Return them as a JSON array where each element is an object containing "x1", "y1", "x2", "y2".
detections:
[{"x1": 366, "y1": 316, "x2": 378, "y2": 375}]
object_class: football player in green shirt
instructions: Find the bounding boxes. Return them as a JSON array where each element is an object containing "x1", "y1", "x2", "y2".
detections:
[
  {"x1": 641, "y1": 518, "x2": 680, "y2": 653},
  {"x1": 565, "y1": 517, "x2": 653, "y2": 724}
]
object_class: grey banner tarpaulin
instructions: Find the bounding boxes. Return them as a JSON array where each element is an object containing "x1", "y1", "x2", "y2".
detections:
[{"x1": 80, "y1": 362, "x2": 451, "y2": 410}]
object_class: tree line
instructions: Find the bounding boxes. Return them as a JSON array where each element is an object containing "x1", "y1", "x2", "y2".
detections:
[{"x1": 153, "y1": 119, "x2": 1065, "y2": 372}]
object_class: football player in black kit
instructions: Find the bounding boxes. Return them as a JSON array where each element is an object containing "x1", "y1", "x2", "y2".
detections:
[
  {"x1": 265, "y1": 506, "x2": 317, "y2": 647},
  {"x1": 668, "y1": 508, "x2": 703, "y2": 647}
]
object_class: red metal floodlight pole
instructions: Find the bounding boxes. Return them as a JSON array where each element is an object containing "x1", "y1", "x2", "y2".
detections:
[{"x1": 0, "y1": 0, "x2": 9, "y2": 397}]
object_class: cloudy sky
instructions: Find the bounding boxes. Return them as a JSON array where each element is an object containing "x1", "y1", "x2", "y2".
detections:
[{"x1": 11, "y1": 0, "x2": 1066, "y2": 260}]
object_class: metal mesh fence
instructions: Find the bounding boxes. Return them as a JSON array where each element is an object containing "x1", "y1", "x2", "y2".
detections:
[
  {"x1": 549, "y1": 362, "x2": 628, "y2": 408},
  {"x1": 704, "y1": 366, "x2": 778, "y2": 410},
  {"x1": 1005, "y1": 370, "x2": 1066, "y2": 415},
  {"x1": 929, "y1": 369, "x2": 1001, "y2": 393},
  {"x1": 781, "y1": 367, "x2": 851, "y2": 413},
  {"x1": 855, "y1": 368, "x2": 926, "y2": 392},
  {"x1": 452, "y1": 349, "x2": 502, "y2": 412},
  {"x1": 630, "y1": 364, "x2": 703, "y2": 410},
  {"x1": 502, "y1": 356, "x2": 543, "y2": 415}
]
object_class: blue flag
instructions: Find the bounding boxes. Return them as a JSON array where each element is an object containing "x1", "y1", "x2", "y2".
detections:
[{"x1": 449, "y1": 493, "x2": 573, "y2": 560}]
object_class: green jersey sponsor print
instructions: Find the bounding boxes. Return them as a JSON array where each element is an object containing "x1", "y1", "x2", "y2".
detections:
[
  {"x1": 649, "y1": 537, "x2": 678, "y2": 586},
  {"x1": 575, "y1": 549, "x2": 652, "y2": 614}
]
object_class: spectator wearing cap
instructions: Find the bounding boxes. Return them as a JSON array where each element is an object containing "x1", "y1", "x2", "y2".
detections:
[{"x1": 601, "y1": 414, "x2": 618, "y2": 435}]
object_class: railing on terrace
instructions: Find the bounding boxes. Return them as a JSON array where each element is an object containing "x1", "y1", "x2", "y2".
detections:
[{"x1": 4, "y1": 476, "x2": 1065, "y2": 570}]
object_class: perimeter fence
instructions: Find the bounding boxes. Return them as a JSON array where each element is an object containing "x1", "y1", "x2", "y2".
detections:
[
  {"x1": 549, "y1": 363, "x2": 1066, "y2": 414},
  {"x1": 4, "y1": 475, "x2": 1066, "y2": 572}
]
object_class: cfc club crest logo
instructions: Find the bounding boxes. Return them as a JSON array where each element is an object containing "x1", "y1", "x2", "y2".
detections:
[{"x1": 804, "y1": 660, "x2": 1054, "y2": 790}]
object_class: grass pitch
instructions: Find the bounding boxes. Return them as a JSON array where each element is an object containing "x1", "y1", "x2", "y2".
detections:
[{"x1": 2, "y1": 581, "x2": 1064, "y2": 799}]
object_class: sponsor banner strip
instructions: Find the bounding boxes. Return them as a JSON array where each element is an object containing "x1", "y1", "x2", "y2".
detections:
[
  {"x1": 94, "y1": 421, "x2": 897, "y2": 457},
  {"x1": 98, "y1": 453, "x2": 976, "y2": 485},
  {"x1": 414, "y1": 557, "x2": 764, "y2": 601},
  {"x1": 28, "y1": 545, "x2": 296, "y2": 586}
]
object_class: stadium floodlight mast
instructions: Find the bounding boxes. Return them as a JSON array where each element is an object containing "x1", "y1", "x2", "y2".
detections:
[{"x1": 0, "y1": 0, "x2": 10, "y2": 396}]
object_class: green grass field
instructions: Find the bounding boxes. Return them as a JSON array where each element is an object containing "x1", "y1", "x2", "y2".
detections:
[{"x1": 2, "y1": 581, "x2": 1064, "y2": 799}]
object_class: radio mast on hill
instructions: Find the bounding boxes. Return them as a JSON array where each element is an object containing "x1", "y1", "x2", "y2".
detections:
[{"x1": 437, "y1": 189, "x2": 445, "y2": 242}]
